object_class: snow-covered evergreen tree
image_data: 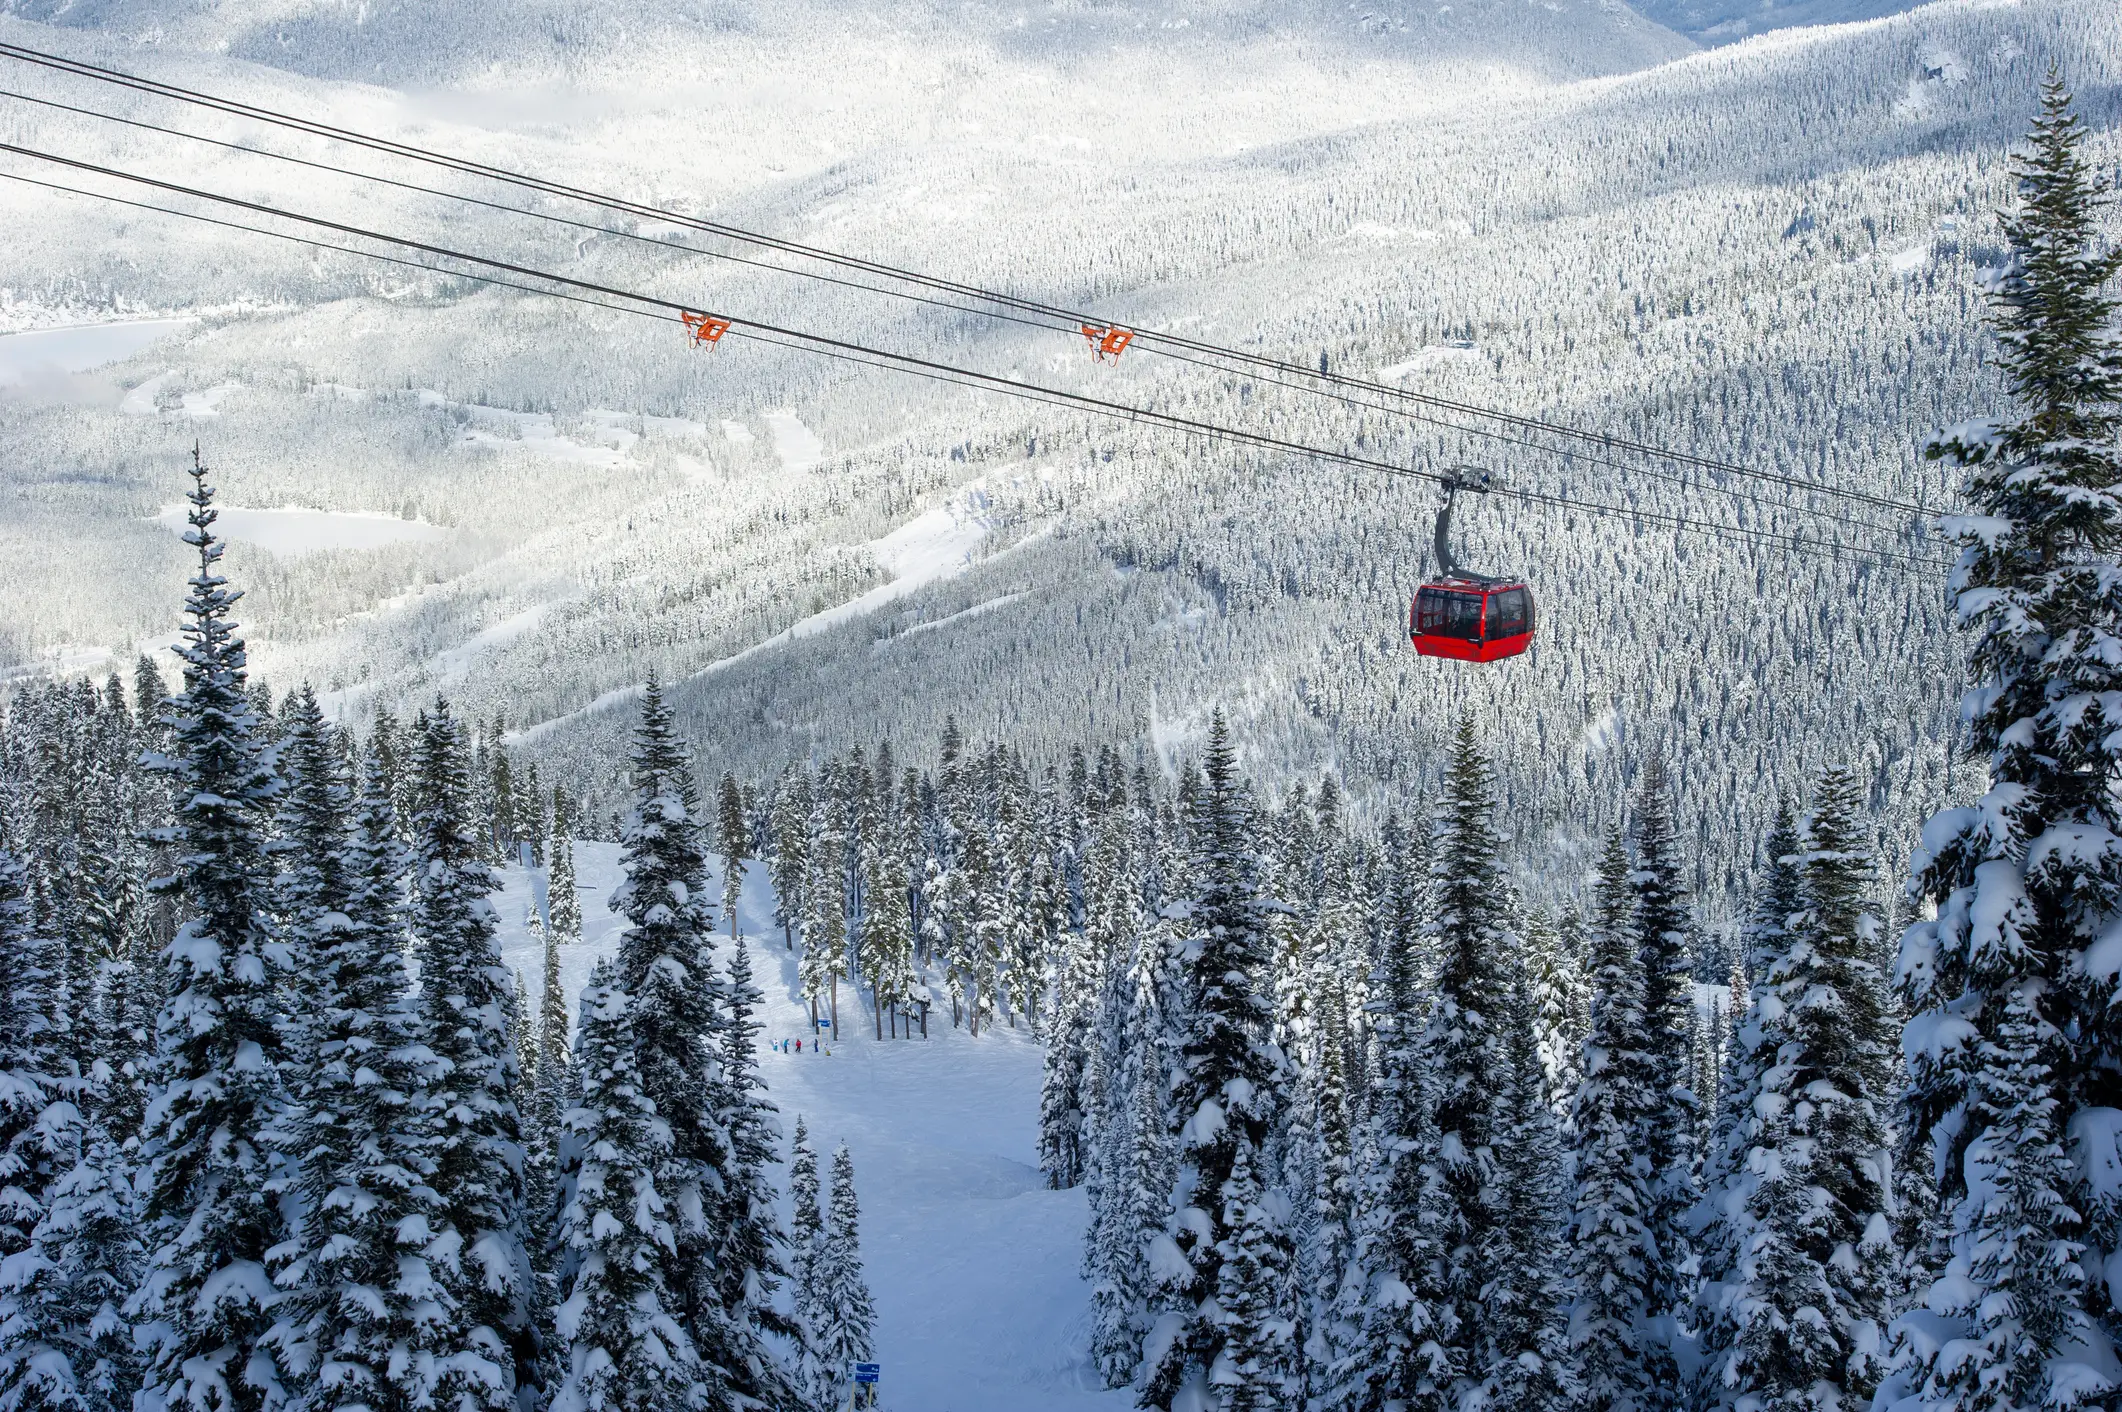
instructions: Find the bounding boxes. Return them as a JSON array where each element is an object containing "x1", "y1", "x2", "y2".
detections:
[
  {"x1": 0, "y1": 832, "x2": 117, "y2": 1412},
  {"x1": 128, "y1": 458, "x2": 293, "y2": 1412},
  {"x1": 1303, "y1": 973, "x2": 1355, "y2": 1359},
  {"x1": 1885, "y1": 75, "x2": 2122, "y2": 1412},
  {"x1": 1209, "y1": 1140, "x2": 1297, "y2": 1412},
  {"x1": 1088, "y1": 923, "x2": 1174, "y2": 1390},
  {"x1": 549, "y1": 789, "x2": 583, "y2": 945},
  {"x1": 711, "y1": 938, "x2": 795, "y2": 1389},
  {"x1": 409, "y1": 700, "x2": 531, "y2": 1412},
  {"x1": 270, "y1": 747, "x2": 452, "y2": 1412},
  {"x1": 0, "y1": 1120, "x2": 142, "y2": 1412},
  {"x1": 1703, "y1": 803, "x2": 1800, "y2": 1211},
  {"x1": 1568, "y1": 827, "x2": 1659, "y2": 1412},
  {"x1": 806, "y1": 1146, "x2": 876, "y2": 1412},
  {"x1": 527, "y1": 909, "x2": 571, "y2": 1278},
  {"x1": 769, "y1": 769, "x2": 812, "y2": 953},
  {"x1": 1908, "y1": 985, "x2": 2091, "y2": 1412},
  {"x1": 510, "y1": 967, "x2": 537, "y2": 1100},
  {"x1": 0, "y1": 838, "x2": 62, "y2": 1234},
  {"x1": 800, "y1": 776, "x2": 850, "y2": 1037},
  {"x1": 859, "y1": 825, "x2": 915, "y2": 1040},
  {"x1": 1696, "y1": 769, "x2": 1896, "y2": 1410},
  {"x1": 1413, "y1": 717, "x2": 1517, "y2": 1402},
  {"x1": 1320, "y1": 816, "x2": 1443, "y2": 1412},
  {"x1": 608, "y1": 681, "x2": 786, "y2": 1410},
  {"x1": 716, "y1": 772, "x2": 748, "y2": 938},
  {"x1": 787, "y1": 1120, "x2": 826, "y2": 1407},
  {"x1": 1038, "y1": 922, "x2": 1099, "y2": 1189},
  {"x1": 1627, "y1": 760, "x2": 1697, "y2": 1410},
  {"x1": 272, "y1": 687, "x2": 350, "y2": 1035},
  {"x1": 552, "y1": 963, "x2": 705, "y2": 1412},
  {"x1": 1481, "y1": 976, "x2": 1580, "y2": 1412},
  {"x1": 1140, "y1": 712, "x2": 1282, "y2": 1412},
  {"x1": 1525, "y1": 908, "x2": 1588, "y2": 1128}
]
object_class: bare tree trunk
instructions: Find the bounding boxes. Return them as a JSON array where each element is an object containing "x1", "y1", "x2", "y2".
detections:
[
  {"x1": 874, "y1": 990, "x2": 883, "y2": 1041},
  {"x1": 830, "y1": 975, "x2": 839, "y2": 1040}
]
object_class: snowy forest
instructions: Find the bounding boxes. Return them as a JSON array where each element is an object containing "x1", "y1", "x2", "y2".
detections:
[
  {"x1": 5, "y1": 0, "x2": 2117, "y2": 933},
  {"x1": 3, "y1": 75, "x2": 2122, "y2": 1412}
]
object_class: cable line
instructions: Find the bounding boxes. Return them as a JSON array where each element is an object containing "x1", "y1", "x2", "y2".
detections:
[
  {"x1": 0, "y1": 36, "x2": 1945, "y2": 523},
  {"x1": 0, "y1": 139, "x2": 1951, "y2": 575},
  {"x1": 0, "y1": 81, "x2": 1925, "y2": 541}
]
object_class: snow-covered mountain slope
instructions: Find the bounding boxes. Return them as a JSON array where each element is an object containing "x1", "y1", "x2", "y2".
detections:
[
  {"x1": 1, "y1": 0, "x2": 2117, "y2": 912},
  {"x1": 0, "y1": 0, "x2": 1690, "y2": 88},
  {"x1": 494, "y1": 846, "x2": 1123, "y2": 1412},
  {"x1": 1629, "y1": 0, "x2": 1936, "y2": 45}
]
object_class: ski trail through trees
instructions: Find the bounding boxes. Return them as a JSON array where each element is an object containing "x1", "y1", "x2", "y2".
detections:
[{"x1": 496, "y1": 851, "x2": 1131, "y2": 1412}]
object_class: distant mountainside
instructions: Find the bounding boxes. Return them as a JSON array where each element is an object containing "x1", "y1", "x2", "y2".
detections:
[
  {"x1": 1627, "y1": 0, "x2": 1936, "y2": 43},
  {"x1": 0, "y1": 0, "x2": 1691, "y2": 86},
  {"x1": 0, "y1": 0, "x2": 2116, "y2": 915}
]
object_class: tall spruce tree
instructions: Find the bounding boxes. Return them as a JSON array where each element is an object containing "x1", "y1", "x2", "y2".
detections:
[
  {"x1": 271, "y1": 688, "x2": 352, "y2": 1103},
  {"x1": 609, "y1": 683, "x2": 787, "y2": 1410},
  {"x1": 807, "y1": 1146, "x2": 877, "y2": 1411},
  {"x1": 128, "y1": 457, "x2": 293, "y2": 1412},
  {"x1": 549, "y1": 790, "x2": 583, "y2": 946},
  {"x1": 409, "y1": 701, "x2": 531, "y2": 1412},
  {"x1": 769, "y1": 770, "x2": 812, "y2": 953},
  {"x1": 861, "y1": 830, "x2": 916, "y2": 1040},
  {"x1": 717, "y1": 773, "x2": 748, "y2": 939},
  {"x1": 1481, "y1": 976, "x2": 1580, "y2": 1412},
  {"x1": 1702, "y1": 803, "x2": 1801, "y2": 1208},
  {"x1": 799, "y1": 778, "x2": 850, "y2": 1037},
  {"x1": 270, "y1": 749, "x2": 451, "y2": 1412},
  {"x1": 1140, "y1": 713, "x2": 1283, "y2": 1411},
  {"x1": 526, "y1": 941, "x2": 569, "y2": 1290},
  {"x1": 1088, "y1": 921, "x2": 1175, "y2": 1390},
  {"x1": 1413, "y1": 717, "x2": 1517, "y2": 1402},
  {"x1": 1697, "y1": 771, "x2": 1897, "y2": 1410},
  {"x1": 787, "y1": 1121, "x2": 826, "y2": 1409},
  {"x1": 1039, "y1": 921, "x2": 1099, "y2": 1189},
  {"x1": 1628, "y1": 760, "x2": 1697, "y2": 1410},
  {"x1": 711, "y1": 938, "x2": 796, "y2": 1390},
  {"x1": 1523, "y1": 908, "x2": 1588, "y2": 1127},
  {"x1": 551, "y1": 963, "x2": 705, "y2": 1412},
  {"x1": 1320, "y1": 817, "x2": 1444, "y2": 1412},
  {"x1": 1886, "y1": 75, "x2": 2122, "y2": 1412},
  {"x1": 1568, "y1": 827, "x2": 1659, "y2": 1412}
]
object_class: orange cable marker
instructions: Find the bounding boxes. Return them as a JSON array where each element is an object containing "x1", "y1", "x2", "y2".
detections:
[
  {"x1": 681, "y1": 311, "x2": 731, "y2": 346},
  {"x1": 1082, "y1": 323, "x2": 1132, "y2": 361}
]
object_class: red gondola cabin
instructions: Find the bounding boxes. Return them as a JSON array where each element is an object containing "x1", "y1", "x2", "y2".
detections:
[{"x1": 1410, "y1": 579, "x2": 1535, "y2": 662}]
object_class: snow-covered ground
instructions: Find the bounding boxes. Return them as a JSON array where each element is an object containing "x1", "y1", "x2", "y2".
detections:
[
  {"x1": 764, "y1": 411, "x2": 826, "y2": 472},
  {"x1": 493, "y1": 846, "x2": 1127, "y2": 1412},
  {"x1": 0, "y1": 318, "x2": 195, "y2": 385},
  {"x1": 150, "y1": 504, "x2": 451, "y2": 554}
]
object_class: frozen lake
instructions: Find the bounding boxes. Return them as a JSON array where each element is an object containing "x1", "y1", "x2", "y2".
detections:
[
  {"x1": 152, "y1": 504, "x2": 450, "y2": 554},
  {"x1": 0, "y1": 318, "x2": 195, "y2": 385}
]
